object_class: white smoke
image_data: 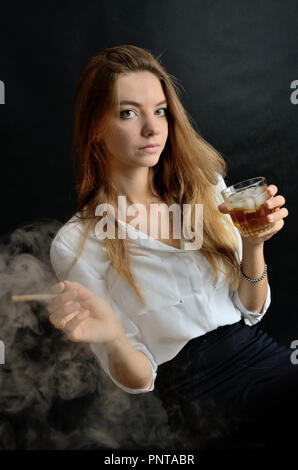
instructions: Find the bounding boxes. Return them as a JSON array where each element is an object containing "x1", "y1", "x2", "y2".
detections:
[{"x1": 0, "y1": 219, "x2": 174, "y2": 450}]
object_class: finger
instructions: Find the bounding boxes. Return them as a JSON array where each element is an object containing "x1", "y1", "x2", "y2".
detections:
[
  {"x1": 63, "y1": 280, "x2": 93, "y2": 303},
  {"x1": 257, "y1": 218, "x2": 285, "y2": 237},
  {"x1": 64, "y1": 310, "x2": 90, "y2": 341},
  {"x1": 267, "y1": 185, "x2": 278, "y2": 196},
  {"x1": 267, "y1": 207, "x2": 289, "y2": 223},
  {"x1": 49, "y1": 302, "x2": 83, "y2": 329},
  {"x1": 49, "y1": 300, "x2": 81, "y2": 322},
  {"x1": 48, "y1": 290, "x2": 76, "y2": 311},
  {"x1": 50, "y1": 309, "x2": 80, "y2": 329},
  {"x1": 218, "y1": 203, "x2": 228, "y2": 214},
  {"x1": 265, "y1": 195, "x2": 286, "y2": 210},
  {"x1": 47, "y1": 289, "x2": 78, "y2": 314},
  {"x1": 49, "y1": 282, "x2": 65, "y2": 295},
  {"x1": 267, "y1": 218, "x2": 284, "y2": 234}
]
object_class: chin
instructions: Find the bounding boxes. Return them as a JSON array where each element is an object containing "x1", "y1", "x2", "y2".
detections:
[
  {"x1": 147, "y1": 153, "x2": 162, "y2": 164},
  {"x1": 144, "y1": 157, "x2": 160, "y2": 167}
]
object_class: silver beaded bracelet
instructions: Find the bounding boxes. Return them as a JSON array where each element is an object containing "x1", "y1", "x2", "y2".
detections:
[{"x1": 240, "y1": 261, "x2": 267, "y2": 283}]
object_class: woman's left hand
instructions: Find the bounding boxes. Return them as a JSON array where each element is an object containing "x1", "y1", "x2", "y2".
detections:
[{"x1": 218, "y1": 185, "x2": 289, "y2": 246}]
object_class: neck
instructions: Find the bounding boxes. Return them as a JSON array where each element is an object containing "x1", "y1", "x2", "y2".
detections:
[{"x1": 108, "y1": 166, "x2": 159, "y2": 205}]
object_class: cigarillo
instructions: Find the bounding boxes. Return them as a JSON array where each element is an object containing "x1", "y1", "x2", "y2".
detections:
[{"x1": 11, "y1": 294, "x2": 58, "y2": 302}]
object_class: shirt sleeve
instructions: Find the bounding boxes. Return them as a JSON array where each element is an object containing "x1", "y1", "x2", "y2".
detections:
[
  {"x1": 230, "y1": 283, "x2": 271, "y2": 326},
  {"x1": 215, "y1": 173, "x2": 271, "y2": 326},
  {"x1": 50, "y1": 232, "x2": 157, "y2": 394}
]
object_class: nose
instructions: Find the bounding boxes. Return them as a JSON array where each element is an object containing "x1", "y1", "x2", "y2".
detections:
[{"x1": 141, "y1": 114, "x2": 161, "y2": 136}]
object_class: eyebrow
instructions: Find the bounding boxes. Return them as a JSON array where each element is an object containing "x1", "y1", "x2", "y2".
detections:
[{"x1": 119, "y1": 99, "x2": 168, "y2": 107}]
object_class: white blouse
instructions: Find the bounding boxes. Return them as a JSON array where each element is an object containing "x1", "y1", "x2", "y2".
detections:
[{"x1": 50, "y1": 174, "x2": 271, "y2": 395}]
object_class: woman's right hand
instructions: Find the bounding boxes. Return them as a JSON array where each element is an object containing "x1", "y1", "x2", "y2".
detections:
[{"x1": 47, "y1": 280, "x2": 125, "y2": 345}]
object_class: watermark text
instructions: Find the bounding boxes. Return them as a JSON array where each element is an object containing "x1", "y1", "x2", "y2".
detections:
[
  {"x1": 0, "y1": 80, "x2": 4, "y2": 104},
  {"x1": 94, "y1": 198, "x2": 203, "y2": 250},
  {"x1": 290, "y1": 340, "x2": 298, "y2": 364},
  {"x1": 0, "y1": 340, "x2": 5, "y2": 364},
  {"x1": 290, "y1": 80, "x2": 298, "y2": 104}
]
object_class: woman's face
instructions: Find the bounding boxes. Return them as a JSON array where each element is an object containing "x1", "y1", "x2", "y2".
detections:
[{"x1": 100, "y1": 71, "x2": 169, "y2": 170}]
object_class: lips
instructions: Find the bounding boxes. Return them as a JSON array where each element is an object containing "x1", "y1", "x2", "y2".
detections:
[
  {"x1": 139, "y1": 145, "x2": 160, "y2": 153},
  {"x1": 140, "y1": 144, "x2": 160, "y2": 149}
]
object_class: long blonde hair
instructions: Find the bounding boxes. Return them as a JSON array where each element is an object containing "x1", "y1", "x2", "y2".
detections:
[{"x1": 66, "y1": 44, "x2": 240, "y2": 307}]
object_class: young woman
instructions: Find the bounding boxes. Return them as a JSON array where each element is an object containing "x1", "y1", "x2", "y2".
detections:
[{"x1": 48, "y1": 45, "x2": 293, "y2": 449}]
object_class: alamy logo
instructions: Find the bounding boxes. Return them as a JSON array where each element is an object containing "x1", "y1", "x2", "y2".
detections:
[
  {"x1": 94, "y1": 197, "x2": 204, "y2": 250},
  {"x1": 0, "y1": 80, "x2": 4, "y2": 104},
  {"x1": 290, "y1": 340, "x2": 298, "y2": 364},
  {"x1": 0, "y1": 341, "x2": 5, "y2": 364},
  {"x1": 290, "y1": 80, "x2": 298, "y2": 104}
]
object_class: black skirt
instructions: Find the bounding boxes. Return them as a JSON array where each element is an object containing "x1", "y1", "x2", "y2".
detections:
[{"x1": 154, "y1": 318, "x2": 298, "y2": 450}]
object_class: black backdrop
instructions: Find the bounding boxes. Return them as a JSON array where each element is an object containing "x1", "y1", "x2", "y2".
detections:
[{"x1": 0, "y1": 0, "x2": 297, "y2": 452}]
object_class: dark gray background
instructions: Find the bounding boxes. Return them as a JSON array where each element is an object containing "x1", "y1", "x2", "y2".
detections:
[{"x1": 0, "y1": 0, "x2": 297, "y2": 451}]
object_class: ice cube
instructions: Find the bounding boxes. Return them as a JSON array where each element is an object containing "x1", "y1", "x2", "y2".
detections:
[
  {"x1": 255, "y1": 191, "x2": 269, "y2": 208},
  {"x1": 242, "y1": 197, "x2": 255, "y2": 210},
  {"x1": 235, "y1": 189, "x2": 245, "y2": 198},
  {"x1": 232, "y1": 192, "x2": 245, "y2": 204},
  {"x1": 248, "y1": 186, "x2": 260, "y2": 197},
  {"x1": 254, "y1": 186, "x2": 264, "y2": 196},
  {"x1": 244, "y1": 187, "x2": 254, "y2": 197},
  {"x1": 230, "y1": 199, "x2": 244, "y2": 209}
]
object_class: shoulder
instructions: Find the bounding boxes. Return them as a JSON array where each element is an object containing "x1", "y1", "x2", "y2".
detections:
[
  {"x1": 51, "y1": 212, "x2": 103, "y2": 251},
  {"x1": 50, "y1": 213, "x2": 109, "y2": 280},
  {"x1": 51, "y1": 214, "x2": 83, "y2": 249}
]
